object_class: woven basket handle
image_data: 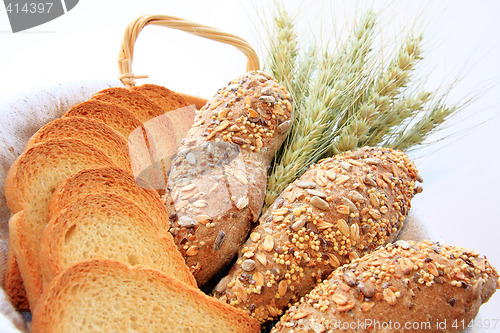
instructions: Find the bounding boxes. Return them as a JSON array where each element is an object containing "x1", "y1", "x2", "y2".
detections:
[{"x1": 118, "y1": 14, "x2": 261, "y2": 89}]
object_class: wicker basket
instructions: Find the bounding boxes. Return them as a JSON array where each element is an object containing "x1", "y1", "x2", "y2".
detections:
[
  {"x1": 0, "y1": 13, "x2": 458, "y2": 333},
  {"x1": 116, "y1": 14, "x2": 261, "y2": 109}
]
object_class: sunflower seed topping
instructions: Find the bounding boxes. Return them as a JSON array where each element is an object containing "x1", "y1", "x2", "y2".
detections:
[
  {"x1": 297, "y1": 181, "x2": 317, "y2": 189},
  {"x1": 310, "y1": 196, "x2": 330, "y2": 210},
  {"x1": 306, "y1": 189, "x2": 327, "y2": 198},
  {"x1": 259, "y1": 95, "x2": 275, "y2": 103},
  {"x1": 278, "y1": 120, "x2": 291, "y2": 134},
  {"x1": 341, "y1": 197, "x2": 358, "y2": 214},
  {"x1": 291, "y1": 217, "x2": 307, "y2": 231}
]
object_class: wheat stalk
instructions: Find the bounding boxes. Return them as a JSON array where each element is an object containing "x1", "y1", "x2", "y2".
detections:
[
  {"x1": 263, "y1": 4, "x2": 468, "y2": 208},
  {"x1": 265, "y1": 9, "x2": 298, "y2": 98},
  {"x1": 387, "y1": 97, "x2": 456, "y2": 151},
  {"x1": 361, "y1": 34, "x2": 424, "y2": 147},
  {"x1": 264, "y1": 9, "x2": 377, "y2": 207}
]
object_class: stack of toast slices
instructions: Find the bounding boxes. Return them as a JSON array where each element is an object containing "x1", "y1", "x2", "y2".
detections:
[{"x1": 3, "y1": 85, "x2": 260, "y2": 332}]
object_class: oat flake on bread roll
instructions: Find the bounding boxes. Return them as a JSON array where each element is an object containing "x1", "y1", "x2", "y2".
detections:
[
  {"x1": 271, "y1": 240, "x2": 499, "y2": 333},
  {"x1": 214, "y1": 147, "x2": 420, "y2": 322},
  {"x1": 166, "y1": 71, "x2": 293, "y2": 286}
]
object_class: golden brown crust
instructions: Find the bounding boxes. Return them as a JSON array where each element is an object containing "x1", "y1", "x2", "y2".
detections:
[
  {"x1": 91, "y1": 87, "x2": 165, "y2": 123},
  {"x1": 166, "y1": 71, "x2": 293, "y2": 286},
  {"x1": 271, "y1": 241, "x2": 499, "y2": 333},
  {"x1": 4, "y1": 139, "x2": 116, "y2": 215},
  {"x1": 3, "y1": 244, "x2": 29, "y2": 311},
  {"x1": 4, "y1": 139, "x2": 117, "y2": 308},
  {"x1": 26, "y1": 117, "x2": 132, "y2": 172},
  {"x1": 63, "y1": 100, "x2": 143, "y2": 138},
  {"x1": 8, "y1": 211, "x2": 42, "y2": 310},
  {"x1": 214, "y1": 147, "x2": 420, "y2": 322},
  {"x1": 130, "y1": 84, "x2": 190, "y2": 113},
  {"x1": 32, "y1": 259, "x2": 261, "y2": 333},
  {"x1": 39, "y1": 193, "x2": 196, "y2": 287},
  {"x1": 4, "y1": 84, "x2": 192, "y2": 310},
  {"x1": 47, "y1": 166, "x2": 169, "y2": 230}
]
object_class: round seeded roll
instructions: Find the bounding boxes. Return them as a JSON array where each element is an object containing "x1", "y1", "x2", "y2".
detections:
[
  {"x1": 213, "y1": 147, "x2": 421, "y2": 322},
  {"x1": 166, "y1": 71, "x2": 293, "y2": 286},
  {"x1": 271, "y1": 240, "x2": 499, "y2": 333}
]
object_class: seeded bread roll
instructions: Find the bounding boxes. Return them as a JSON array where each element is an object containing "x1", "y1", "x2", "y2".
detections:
[
  {"x1": 214, "y1": 147, "x2": 420, "y2": 322},
  {"x1": 271, "y1": 240, "x2": 499, "y2": 333},
  {"x1": 166, "y1": 71, "x2": 293, "y2": 286}
]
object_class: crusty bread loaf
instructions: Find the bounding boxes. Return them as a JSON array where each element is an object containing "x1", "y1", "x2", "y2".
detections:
[
  {"x1": 47, "y1": 166, "x2": 169, "y2": 229},
  {"x1": 26, "y1": 117, "x2": 132, "y2": 172},
  {"x1": 4, "y1": 139, "x2": 117, "y2": 308},
  {"x1": 31, "y1": 259, "x2": 261, "y2": 333},
  {"x1": 166, "y1": 71, "x2": 293, "y2": 285},
  {"x1": 62, "y1": 100, "x2": 143, "y2": 138},
  {"x1": 271, "y1": 240, "x2": 499, "y2": 333},
  {"x1": 39, "y1": 192, "x2": 195, "y2": 287},
  {"x1": 91, "y1": 87, "x2": 165, "y2": 123},
  {"x1": 130, "y1": 84, "x2": 189, "y2": 113},
  {"x1": 214, "y1": 147, "x2": 420, "y2": 322}
]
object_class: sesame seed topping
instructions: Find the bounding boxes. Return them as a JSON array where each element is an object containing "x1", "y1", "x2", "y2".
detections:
[{"x1": 214, "y1": 147, "x2": 428, "y2": 323}]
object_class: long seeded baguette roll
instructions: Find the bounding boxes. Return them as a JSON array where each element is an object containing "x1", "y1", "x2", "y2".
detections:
[
  {"x1": 26, "y1": 117, "x2": 132, "y2": 172},
  {"x1": 32, "y1": 259, "x2": 261, "y2": 333},
  {"x1": 4, "y1": 139, "x2": 117, "y2": 308},
  {"x1": 214, "y1": 147, "x2": 420, "y2": 322},
  {"x1": 39, "y1": 193, "x2": 196, "y2": 287},
  {"x1": 47, "y1": 166, "x2": 169, "y2": 229},
  {"x1": 271, "y1": 240, "x2": 499, "y2": 333},
  {"x1": 166, "y1": 71, "x2": 293, "y2": 286}
]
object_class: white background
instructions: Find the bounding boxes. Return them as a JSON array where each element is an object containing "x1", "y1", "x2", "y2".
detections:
[{"x1": 1, "y1": 0, "x2": 499, "y2": 328}]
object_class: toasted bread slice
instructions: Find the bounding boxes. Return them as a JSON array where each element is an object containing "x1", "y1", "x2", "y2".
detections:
[
  {"x1": 3, "y1": 245, "x2": 29, "y2": 311},
  {"x1": 63, "y1": 100, "x2": 143, "y2": 138},
  {"x1": 39, "y1": 193, "x2": 195, "y2": 287},
  {"x1": 48, "y1": 166, "x2": 169, "y2": 230},
  {"x1": 130, "y1": 84, "x2": 189, "y2": 113},
  {"x1": 32, "y1": 259, "x2": 260, "y2": 333},
  {"x1": 4, "y1": 139, "x2": 117, "y2": 307},
  {"x1": 91, "y1": 87, "x2": 165, "y2": 123},
  {"x1": 26, "y1": 117, "x2": 132, "y2": 172},
  {"x1": 130, "y1": 84, "x2": 194, "y2": 177}
]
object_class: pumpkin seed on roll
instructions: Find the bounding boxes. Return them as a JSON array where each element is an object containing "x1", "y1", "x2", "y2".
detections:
[{"x1": 214, "y1": 146, "x2": 421, "y2": 322}]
